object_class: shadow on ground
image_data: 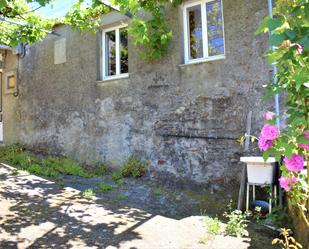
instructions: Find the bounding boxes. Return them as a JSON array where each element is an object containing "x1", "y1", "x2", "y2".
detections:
[{"x1": 0, "y1": 164, "x2": 278, "y2": 249}]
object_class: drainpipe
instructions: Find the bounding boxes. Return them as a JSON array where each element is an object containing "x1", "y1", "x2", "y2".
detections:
[
  {"x1": 267, "y1": 0, "x2": 280, "y2": 130},
  {"x1": 268, "y1": 0, "x2": 283, "y2": 206}
]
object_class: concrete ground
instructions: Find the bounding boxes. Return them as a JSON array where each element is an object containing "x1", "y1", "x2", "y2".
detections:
[{"x1": 0, "y1": 164, "x2": 277, "y2": 249}]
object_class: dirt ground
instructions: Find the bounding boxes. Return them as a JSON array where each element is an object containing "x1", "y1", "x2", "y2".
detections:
[{"x1": 0, "y1": 163, "x2": 278, "y2": 249}]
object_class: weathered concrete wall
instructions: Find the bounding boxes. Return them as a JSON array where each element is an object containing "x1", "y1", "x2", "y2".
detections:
[
  {"x1": 3, "y1": 0, "x2": 276, "y2": 187},
  {"x1": 1, "y1": 50, "x2": 19, "y2": 145}
]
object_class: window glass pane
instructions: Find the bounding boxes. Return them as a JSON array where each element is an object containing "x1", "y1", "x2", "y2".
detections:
[
  {"x1": 120, "y1": 28, "x2": 128, "y2": 74},
  {"x1": 187, "y1": 5, "x2": 203, "y2": 60},
  {"x1": 105, "y1": 30, "x2": 116, "y2": 76},
  {"x1": 206, "y1": 0, "x2": 224, "y2": 56}
]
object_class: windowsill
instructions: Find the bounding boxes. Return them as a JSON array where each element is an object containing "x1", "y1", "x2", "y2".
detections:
[
  {"x1": 178, "y1": 55, "x2": 226, "y2": 67},
  {"x1": 97, "y1": 73, "x2": 129, "y2": 84}
]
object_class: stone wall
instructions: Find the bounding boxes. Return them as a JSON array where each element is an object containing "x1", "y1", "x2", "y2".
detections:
[{"x1": 2, "y1": 0, "x2": 276, "y2": 187}]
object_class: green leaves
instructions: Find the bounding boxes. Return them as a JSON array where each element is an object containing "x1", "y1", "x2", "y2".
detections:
[
  {"x1": 285, "y1": 29, "x2": 296, "y2": 40},
  {"x1": 256, "y1": 16, "x2": 285, "y2": 34},
  {"x1": 300, "y1": 34, "x2": 309, "y2": 50},
  {"x1": 255, "y1": 16, "x2": 270, "y2": 34},
  {"x1": 270, "y1": 34, "x2": 285, "y2": 46},
  {"x1": 116, "y1": 0, "x2": 178, "y2": 60},
  {"x1": 64, "y1": 0, "x2": 110, "y2": 31},
  {"x1": 0, "y1": 0, "x2": 55, "y2": 47},
  {"x1": 0, "y1": 0, "x2": 181, "y2": 60},
  {"x1": 258, "y1": 0, "x2": 308, "y2": 208},
  {"x1": 268, "y1": 16, "x2": 285, "y2": 31}
]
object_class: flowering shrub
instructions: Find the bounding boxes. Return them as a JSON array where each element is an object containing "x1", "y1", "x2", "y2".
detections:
[
  {"x1": 283, "y1": 155, "x2": 305, "y2": 173},
  {"x1": 260, "y1": 124, "x2": 280, "y2": 141},
  {"x1": 256, "y1": 0, "x2": 308, "y2": 212},
  {"x1": 258, "y1": 113, "x2": 308, "y2": 209},
  {"x1": 279, "y1": 176, "x2": 297, "y2": 191}
]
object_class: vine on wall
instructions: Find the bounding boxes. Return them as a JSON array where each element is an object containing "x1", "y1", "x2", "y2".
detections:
[{"x1": 0, "y1": 0, "x2": 184, "y2": 60}]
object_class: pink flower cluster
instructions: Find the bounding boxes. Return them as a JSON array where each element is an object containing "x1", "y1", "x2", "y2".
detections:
[
  {"x1": 258, "y1": 122, "x2": 279, "y2": 151},
  {"x1": 258, "y1": 136, "x2": 273, "y2": 152},
  {"x1": 284, "y1": 154, "x2": 304, "y2": 172},
  {"x1": 280, "y1": 153, "x2": 305, "y2": 191},
  {"x1": 278, "y1": 154, "x2": 304, "y2": 191},
  {"x1": 279, "y1": 176, "x2": 297, "y2": 191},
  {"x1": 258, "y1": 112, "x2": 307, "y2": 192}
]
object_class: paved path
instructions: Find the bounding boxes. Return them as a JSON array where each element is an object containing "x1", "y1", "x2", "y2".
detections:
[{"x1": 0, "y1": 164, "x2": 276, "y2": 249}]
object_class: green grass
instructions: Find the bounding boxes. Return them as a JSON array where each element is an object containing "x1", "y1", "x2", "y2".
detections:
[
  {"x1": 97, "y1": 182, "x2": 113, "y2": 193},
  {"x1": 112, "y1": 170, "x2": 123, "y2": 183},
  {"x1": 0, "y1": 145, "x2": 108, "y2": 179},
  {"x1": 0, "y1": 146, "x2": 149, "y2": 185},
  {"x1": 116, "y1": 194, "x2": 126, "y2": 201}
]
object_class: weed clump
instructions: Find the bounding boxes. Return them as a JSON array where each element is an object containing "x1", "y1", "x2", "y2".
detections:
[
  {"x1": 116, "y1": 194, "x2": 126, "y2": 201},
  {"x1": 223, "y1": 202, "x2": 248, "y2": 237},
  {"x1": 95, "y1": 164, "x2": 108, "y2": 176},
  {"x1": 120, "y1": 155, "x2": 147, "y2": 178},
  {"x1": 204, "y1": 216, "x2": 222, "y2": 235},
  {"x1": 0, "y1": 145, "x2": 85, "y2": 178},
  {"x1": 97, "y1": 182, "x2": 113, "y2": 193},
  {"x1": 111, "y1": 155, "x2": 148, "y2": 184},
  {"x1": 112, "y1": 170, "x2": 124, "y2": 184},
  {"x1": 82, "y1": 188, "x2": 95, "y2": 197}
]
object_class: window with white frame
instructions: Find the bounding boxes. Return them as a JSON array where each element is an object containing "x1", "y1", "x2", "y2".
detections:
[
  {"x1": 102, "y1": 24, "x2": 128, "y2": 80},
  {"x1": 183, "y1": 0, "x2": 225, "y2": 64}
]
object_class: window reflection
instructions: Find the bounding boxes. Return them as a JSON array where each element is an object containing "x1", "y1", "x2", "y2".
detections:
[
  {"x1": 187, "y1": 5, "x2": 203, "y2": 59},
  {"x1": 120, "y1": 28, "x2": 128, "y2": 74},
  {"x1": 106, "y1": 30, "x2": 116, "y2": 76},
  {"x1": 207, "y1": 0, "x2": 224, "y2": 56}
]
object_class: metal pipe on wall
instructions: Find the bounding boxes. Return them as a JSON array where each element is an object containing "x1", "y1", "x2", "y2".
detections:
[
  {"x1": 267, "y1": 0, "x2": 281, "y2": 130},
  {"x1": 268, "y1": 0, "x2": 283, "y2": 206}
]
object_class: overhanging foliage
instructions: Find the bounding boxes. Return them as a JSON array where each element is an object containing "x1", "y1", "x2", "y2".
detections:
[{"x1": 0, "y1": 0, "x2": 183, "y2": 60}]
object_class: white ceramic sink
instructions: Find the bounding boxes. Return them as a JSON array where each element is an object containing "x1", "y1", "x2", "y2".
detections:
[{"x1": 240, "y1": 156, "x2": 277, "y2": 185}]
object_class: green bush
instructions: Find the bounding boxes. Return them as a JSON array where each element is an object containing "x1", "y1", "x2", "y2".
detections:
[{"x1": 120, "y1": 155, "x2": 147, "y2": 178}]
